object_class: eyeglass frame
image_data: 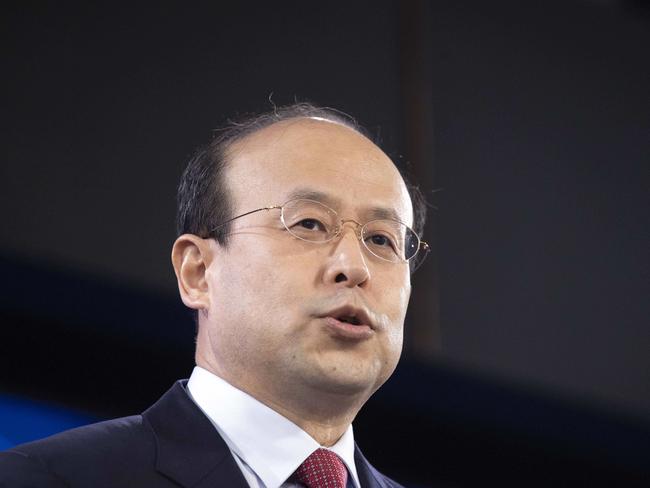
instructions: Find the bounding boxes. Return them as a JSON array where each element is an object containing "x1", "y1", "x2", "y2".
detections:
[{"x1": 207, "y1": 198, "x2": 430, "y2": 272}]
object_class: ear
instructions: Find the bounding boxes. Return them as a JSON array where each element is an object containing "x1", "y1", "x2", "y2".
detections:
[{"x1": 171, "y1": 234, "x2": 213, "y2": 311}]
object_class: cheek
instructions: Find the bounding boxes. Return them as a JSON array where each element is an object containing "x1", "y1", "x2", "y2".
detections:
[
  {"x1": 375, "y1": 273, "x2": 410, "y2": 353},
  {"x1": 212, "y1": 251, "x2": 309, "y2": 330},
  {"x1": 373, "y1": 317, "x2": 404, "y2": 391},
  {"x1": 378, "y1": 271, "x2": 411, "y2": 321},
  {"x1": 382, "y1": 313, "x2": 404, "y2": 361}
]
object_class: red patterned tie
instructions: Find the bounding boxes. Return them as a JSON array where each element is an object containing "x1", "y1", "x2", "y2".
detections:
[{"x1": 294, "y1": 448, "x2": 348, "y2": 488}]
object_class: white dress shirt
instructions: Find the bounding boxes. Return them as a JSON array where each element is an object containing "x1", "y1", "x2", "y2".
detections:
[{"x1": 187, "y1": 366, "x2": 361, "y2": 488}]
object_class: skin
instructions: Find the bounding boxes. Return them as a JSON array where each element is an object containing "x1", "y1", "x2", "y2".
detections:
[{"x1": 172, "y1": 118, "x2": 413, "y2": 446}]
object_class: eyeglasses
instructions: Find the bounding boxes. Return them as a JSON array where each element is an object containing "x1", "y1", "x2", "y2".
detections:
[{"x1": 209, "y1": 198, "x2": 430, "y2": 272}]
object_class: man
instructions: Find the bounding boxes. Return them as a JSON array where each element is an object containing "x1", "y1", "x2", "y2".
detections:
[{"x1": 0, "y1": 103, "x2": 429, "y2": 487}]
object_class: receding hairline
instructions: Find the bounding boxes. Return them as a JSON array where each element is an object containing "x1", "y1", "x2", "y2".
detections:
[
  {"x1": 223, "y1": 115, "x2": 372, "y2": 156},
  {"x1": 176, "y1": 102, "x2": 426, "y2": 264},
  {"x1": 223, "y1": 115, "x2": 403, "y2": 184},
  {"x1": 220, "y1": 116, "x2": 414, "y2": 225}
]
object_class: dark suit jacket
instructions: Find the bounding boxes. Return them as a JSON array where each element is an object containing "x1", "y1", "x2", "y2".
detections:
[{"x1": 0, "y1": 381, "x2": 404, "y2": 487}]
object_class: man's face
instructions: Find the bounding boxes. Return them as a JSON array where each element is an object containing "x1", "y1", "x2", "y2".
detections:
[{"x1": 202, "y1": 118, "x2": 413, "y2": 406}]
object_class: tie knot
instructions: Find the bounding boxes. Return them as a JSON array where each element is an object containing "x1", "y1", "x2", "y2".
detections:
[{"x1": 294, "y1": 448, "x2": 348, "y2": 488}]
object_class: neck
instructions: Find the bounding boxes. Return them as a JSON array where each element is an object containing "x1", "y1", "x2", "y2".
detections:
[
  {"x1": 258, "y1": 387, "x2": 363, "y2": 446},
  {"x1": 196, "y1": 356, "x2": 370, "y2": 446}
]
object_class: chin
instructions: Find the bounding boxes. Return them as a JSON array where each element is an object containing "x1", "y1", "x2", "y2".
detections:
[
  {"x1": 303, "y1": 380, "x2": 375, "y2": 402},
  {"x1": 303, "y1": 361, "x2": 386, "y2": 398}
]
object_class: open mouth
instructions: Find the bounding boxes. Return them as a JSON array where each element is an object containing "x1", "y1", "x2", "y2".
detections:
[
  {"x1": 337, "y1": 315, "x2": 361, "y2": 325},
  {"x1": 322, "y1": 307, "x2": 374, "y2": 339},
  {"x1": 322, "y1": 305, "x2": 373, "y2": 332}
]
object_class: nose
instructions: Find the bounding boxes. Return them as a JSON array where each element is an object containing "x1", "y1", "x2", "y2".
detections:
[{"x1": 322, "y1": 223, "x2": 370, "y2": 288}]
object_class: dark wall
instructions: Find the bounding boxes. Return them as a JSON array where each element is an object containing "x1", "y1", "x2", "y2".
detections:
[
  {"x1": 2, "y1": 2, "x2": 404, "y2": 293},
  {"x1": 429, "y1": 0, "x2": 649, "y2": 418}
]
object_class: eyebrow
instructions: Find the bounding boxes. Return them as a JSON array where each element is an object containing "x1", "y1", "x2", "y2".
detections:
[
  {"x1": 285, "y1": 188, "x2": 333, "y2": 205},
  {"x1": 284, "y1": 187, "x2": 403, "y2": 222}
]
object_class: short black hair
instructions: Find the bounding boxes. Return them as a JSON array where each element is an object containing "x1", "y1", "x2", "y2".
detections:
[{"x1": 176, "y1": 102, "x2": 427, "y2": 247}]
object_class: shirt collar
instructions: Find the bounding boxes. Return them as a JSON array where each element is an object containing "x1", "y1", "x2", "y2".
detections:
[{"x1": 187, "y1": 366, "x2": 360, "y2": 488}]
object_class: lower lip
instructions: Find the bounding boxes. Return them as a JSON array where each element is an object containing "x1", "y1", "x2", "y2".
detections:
[{"x1": 322, "y1": 316, "x2": 373, "y2": 340}]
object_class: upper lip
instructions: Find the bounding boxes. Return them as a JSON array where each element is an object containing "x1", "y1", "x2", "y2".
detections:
[{"x1": 322, "y1": 305, "x2": 375, "y2": 329}]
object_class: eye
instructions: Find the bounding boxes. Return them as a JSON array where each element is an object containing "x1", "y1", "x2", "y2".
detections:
[
  {"x1": 369, "y1": 234, "x2": 391, "y2": 246},
  {"x1": 296, "y1": 218, "x2": 326, "y2": 231},
  {"x1": 364, "y1": 232, "x2": 402, "y2": 260},
  {"x1": 362, "y1": 220, "x2": 410, "y2": 261},
  {"x1": 366, "y1": 233, "x2": 400, "y2": 252}
]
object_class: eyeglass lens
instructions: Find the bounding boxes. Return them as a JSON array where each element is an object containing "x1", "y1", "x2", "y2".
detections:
[{"x1": 280, "y1": 199, "x2": 421, "y2": 263}]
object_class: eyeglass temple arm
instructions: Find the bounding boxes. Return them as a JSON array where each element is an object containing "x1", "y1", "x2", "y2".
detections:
[{"x1": 209, "y1": 205, "x2": 280, "y2": 233}]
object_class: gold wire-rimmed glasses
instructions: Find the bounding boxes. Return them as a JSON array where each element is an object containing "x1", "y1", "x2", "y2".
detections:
[{"x1": 209, "y1": 198, "x2": 430, "y2": 272}]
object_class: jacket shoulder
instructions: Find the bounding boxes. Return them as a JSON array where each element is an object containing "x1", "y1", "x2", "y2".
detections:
[
  {"x1": 0, "y1": 450, "x2": 70, "y2": 487},
  {"x1": 0, "y1": 415, "x2": 156, "y2": 486},
  {"x1": 5, "y1": 415, "x2": 148, "y2": 457}
]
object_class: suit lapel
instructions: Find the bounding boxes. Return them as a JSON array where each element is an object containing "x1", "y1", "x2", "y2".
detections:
[
  {"x1": 354, "y1": 444, "x2": 390, "y2": 488},
  {"x1": 143, "y1": 381, "x2": 397, "y2": 488},
  {"x1": 143, "y1": 380, "x2": 249, "y2": 488}
]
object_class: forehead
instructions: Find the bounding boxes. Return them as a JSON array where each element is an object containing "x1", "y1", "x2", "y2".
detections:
[{"x1": 224, "y1": 118, "x2": 413, "y2": 225}]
